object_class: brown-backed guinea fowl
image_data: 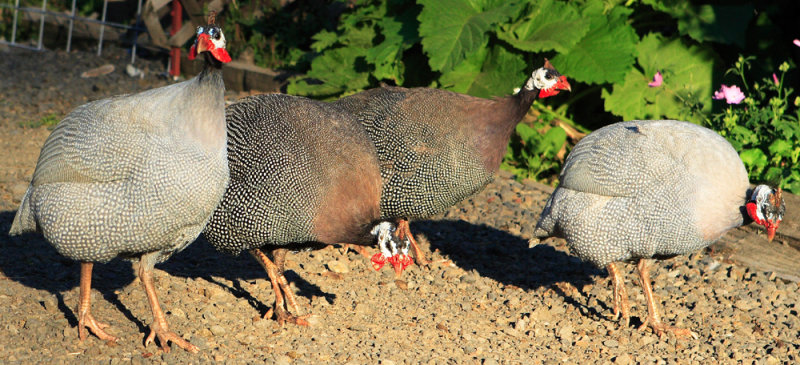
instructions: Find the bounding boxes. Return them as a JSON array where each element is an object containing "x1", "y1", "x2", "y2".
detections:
[
  {"x1": 8, "y1": 16, "x2": 231, "y2": 353},
  {"x1": 202, "y1": 93, "x2": 410, "y2": 326},
  {"x1": 333, "y1": 59, "x2": 571, "y2": 268},
  {"x1": 534, "y1": 120, "x2": 785, "y2": 338}
]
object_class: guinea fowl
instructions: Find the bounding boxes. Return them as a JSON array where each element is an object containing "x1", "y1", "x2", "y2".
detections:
[
  {"x1": 9, "y1": 17, "x2": 231, "y2": 353},
  {"x1": 334, "y1": 59, "x2": 571, "y2": 266},
  {"x1": 534, "y1": 120, "x2": 785, "y2": 337},
  {"x1": 202, "y1": 93, "x2": 411, "y2": 326}
]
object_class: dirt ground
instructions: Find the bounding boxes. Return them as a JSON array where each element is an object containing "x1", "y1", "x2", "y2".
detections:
[{"x1": 0, "y1": 46, "x2": 798, "y2": 364}]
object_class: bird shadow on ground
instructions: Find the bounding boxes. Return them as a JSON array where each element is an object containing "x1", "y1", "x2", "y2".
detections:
[
  {"x1": 411, "y1": 218, "x2": 607, "y2": 319},
  {"x1": 0, "y1": 210, "x2": 330, "y2": 328},
  {"x1": 157, "y1": 236, "x2": 335, "y2": 315},
  {"x1": 0, "y1": 210, "x2": 146, "y2": 332}
]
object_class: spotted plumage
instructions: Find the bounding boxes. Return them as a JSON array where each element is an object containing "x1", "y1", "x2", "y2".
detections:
[
  {"x1": 534, "y1": 119, "x2": 785, "y2": 337},
  {"x1": 9, "y1": 20, "x2": 231, "y2": 353},
  {"x1": 203, "y1": 93, "x2": 408, "y2": 324},
  {"x1": 333, "y1": 60, "x2": 571, "y2": 262}
]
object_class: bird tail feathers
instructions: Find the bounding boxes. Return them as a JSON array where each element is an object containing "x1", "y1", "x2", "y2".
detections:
[{"x1": 9, "y1": 188, "x2": 37, "y2": 235}]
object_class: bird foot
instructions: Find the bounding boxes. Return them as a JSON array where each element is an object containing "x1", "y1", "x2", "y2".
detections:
[
  {"x1": 272, "y1": 309, "x2": 311, "y2": 327},
  {"x1": 340, "y1": 243, "x2": 372, "y2": 259},
  {"x1": 144, "y1": 323, "x2": 199, "y2": 353},
  {"x1": 638, "y1": 319, "x2": 698, "y2": 339},
  {"x1": 78, "y1": 311, "x2": 118, "y2": 343}
]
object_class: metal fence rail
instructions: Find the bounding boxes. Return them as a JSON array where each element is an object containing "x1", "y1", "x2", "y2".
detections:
[{"x1": 1, "y1": 0, "x2": 145, "y2": 63}]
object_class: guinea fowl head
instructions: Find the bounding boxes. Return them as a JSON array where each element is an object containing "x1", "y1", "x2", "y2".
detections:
[
  {"x1": 523, "y1": 58, "x2": 571, "y2": 99},
  {"x1": 370, "y1": 222, "x2": 413, "y2": 275},
  {"x1": 745, "y1": 185, "x2": 786, "y2": 241},
  {"x1": 188, "y1": 12, "x2": 232, "y2": 64}
]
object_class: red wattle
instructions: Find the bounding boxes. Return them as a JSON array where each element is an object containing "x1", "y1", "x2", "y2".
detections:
[
  {"x1": 538, "y1": 87, "x2": 560, "y2": 98},
  {"x1": 371, "y1": 253, "x2": 386, "y2": 271},
  {"x1": 211, "y1": 48, "x2": 232, "y2": 63},
  {"x1": 188, "y1": 44, "x2": 198, "y2": 60},
  {"x1": 745, "y1": 202, "x2": 763, "y2": 225}
]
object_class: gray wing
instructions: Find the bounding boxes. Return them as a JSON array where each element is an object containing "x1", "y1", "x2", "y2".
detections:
[
  {"x1": 558, "y1": 120, "x2": 707, "y2": 198},
  {"x1": 31, "y1": 97, "x2": 145, "y2": 187}
]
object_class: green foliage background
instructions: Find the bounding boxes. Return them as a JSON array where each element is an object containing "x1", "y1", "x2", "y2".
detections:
[
  {"x1": 264, "y1": 0, "x2": 800, "y2": 190},
  {"x1": 6, "y1": 0, "x2": 799, "y2": 191}
]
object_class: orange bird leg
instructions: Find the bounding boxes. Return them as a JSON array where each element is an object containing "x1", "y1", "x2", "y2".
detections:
[
  {"x1": 396, "y1": 219, "x2": 430, "y2": 265},
  {"x1": 249, "y1": 248, "x2": 309, "y2": 326},
  {"x1": 340, "y1": 243, "x2": 373, "y2": 259},
  {"x1": 636, "y1": 259, "x2": 698, "y2": 339},
  {"x1": 606, "y1": 262, "x2": 630, "y2": 327},
  {"x1": 77, "y1": 262, "x2": 118, "y2": 343},
  {"x1": 138, "y1": 258, "x2": 198, "y2": 353}
]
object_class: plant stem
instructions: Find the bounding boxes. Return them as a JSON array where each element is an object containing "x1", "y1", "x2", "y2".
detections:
[{"x1": 532, "y1": 101, "x2": 590, "y2": 133}]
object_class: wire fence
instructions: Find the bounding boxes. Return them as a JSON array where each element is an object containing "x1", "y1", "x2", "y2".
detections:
[{"x1": 0, "y1": 0, "x2": 146, "y2": 64}]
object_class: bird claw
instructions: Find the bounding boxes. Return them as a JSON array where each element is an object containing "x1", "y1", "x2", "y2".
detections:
[
  {"x1": 639, "y1": 319, "x2": 698, "y2": 339},
  {"x1": 145, "y1": 325, "x2": 199, "y2": 353},
  {"x1": 274, "y1": 310, "x2": 311, "y2": 327},
  {"x1": 78, "y1": 311, "x2": 118, "y2": 343}
]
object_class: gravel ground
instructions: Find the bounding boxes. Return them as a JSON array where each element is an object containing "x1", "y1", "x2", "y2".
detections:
[{"x1": 0, "y1": 46, "x2": 798, "y2": 364}]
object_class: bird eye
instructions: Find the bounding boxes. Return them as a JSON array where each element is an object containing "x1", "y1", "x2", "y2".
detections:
[
  {"x1": 214, "y1": 32, "x2": 221, "y2": 40},
  {"x1": 545, "y1": 73, "x2": 553, "y2": 80}
]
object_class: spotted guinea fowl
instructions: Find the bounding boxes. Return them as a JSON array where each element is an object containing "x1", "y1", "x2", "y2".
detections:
[
  {"x1": 534, "y1": 120, "x2": 785, "y2": 337},
  {"x1": 9, "y1": 16, "x2": 231, "y2": 353},
  {"x1": 334, "y1": 59, "x2": 571, "y2": 266},
  {"x1": 202, "y1": 93, "x2": 410, "y2": 326}
]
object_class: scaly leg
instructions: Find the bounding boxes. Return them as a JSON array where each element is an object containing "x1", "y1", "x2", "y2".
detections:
[
  {"x1": 249, "y1": 248, "x2": 309, "y2": 326},
  {"x1": 138, "y1": 258, "x2": 198, "y2": 353},
  {"x1": 396, "y1": 219, "x2": 430, "y2": 265},
  {"x1": 77, "y1": 262, "x2": 117, "y2": 342},
  {"x1": 636, "y1": 259, "x2": 697, "y2": 338},
  {"x1": 606, "y1": 262, "x2": 630, "y2": 327}
]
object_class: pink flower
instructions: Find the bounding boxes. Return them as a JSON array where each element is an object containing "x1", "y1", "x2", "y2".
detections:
[
  {"x1": 773, "y1": 73, "x2": 780, "y2": 86},
  {"x1": 794, "y1": 39, "x2": 800, "y2": 47},
  {"x1": 648, "y1": 71, "x2": 662, "y2": 87},
  {"x1": 713, "y1": 84, "x2": 745, "y2": 104}
]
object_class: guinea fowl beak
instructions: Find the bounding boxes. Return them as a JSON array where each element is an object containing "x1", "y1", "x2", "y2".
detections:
[
  {"x1": 556, "y1": 75, "x2": 572, "y2": 92},
  {"x1": 766, "y1": 222, "x2": 778, "y2": 242},
  {"x1": 188, "y1": 34, "x2": 212, "y2": 60}
]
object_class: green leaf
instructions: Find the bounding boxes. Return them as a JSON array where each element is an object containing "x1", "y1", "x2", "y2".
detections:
[
  {"x1": 515, "y1": 123, "x2": 538, "y2": 142},
  {"x1": 740, "y1": 148, "x2": 768, "y2": 171},
  {"x1": 549, "y1": 4, "x2": 637, "y2": 85},
  {"x1": 602, "y1": 33, "x2": 715, "y2": 124},
  {"x1": 497, "y1": 0, "x2": 589, "y2": 54},
  {"x1": 768, "y1": 139, "x2": 793, "y2": 158},
  {"x1": 287, "y1": 47, "x2": 370, "y2": 97},
  {"x1": 536, "y1": 126, "x2": 567, "y2": 156},
  {"x1": 466, "y1": 46, "x2": 527, "y2": 98},
  {"x1": 437, "y1": 46, "x2": 489, "y2": 93},
  {"x1": 418, "y1": 0, "x2": 513, "y2": 72},
  {"x1": 310, "y1": 30, "x2": 338, "y2": 52}
]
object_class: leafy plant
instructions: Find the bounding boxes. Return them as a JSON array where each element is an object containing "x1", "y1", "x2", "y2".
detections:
[
  {"x1": 704, "y1": 56, "x2": 800, "y2": 193},
  {"x1": 253, "y1": 0, "x2": 798, "y2": 185},
  {"x1": 19, "y1": 113, "x2": 60, "y2": 129},
  {"x1": 502, "y1": 114, "x2": 568, "y2": 182}
]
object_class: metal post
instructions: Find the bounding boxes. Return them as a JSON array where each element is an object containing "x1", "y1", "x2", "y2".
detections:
[
  {"x1": 97, "y1": 0, "x2": 108, "y2": 56},
  {"x1": 66, "y1": 0, "x2": 76, "y2": 52},
  {"x1": 37, "y1": 0, "x2": 47, "y2": 50},
  {"x1": 11, "y1": 0, "x2": 19, "y2": 44},
  {"x1": 169, "y1": 0, "x2": 182, "y2": 77},
  {"x1": 131, "y1": 0, "x2": 143, "y2": 64}
]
